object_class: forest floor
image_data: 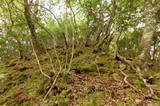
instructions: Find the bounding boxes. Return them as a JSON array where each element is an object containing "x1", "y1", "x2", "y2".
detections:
[{"x1": 0, "y1": 47, "x2": 160, "y2": 106}]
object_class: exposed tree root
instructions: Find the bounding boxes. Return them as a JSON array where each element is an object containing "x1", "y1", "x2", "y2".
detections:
[
  {"x1": 116, "y1": 53, "x2": 155, "y2": 98},
  {"x1": 119, "y1": 67, "x2": 140, "y2": 93},
  {"x1": 136, "y1": 66, "x2": 154, "y2": 95}
]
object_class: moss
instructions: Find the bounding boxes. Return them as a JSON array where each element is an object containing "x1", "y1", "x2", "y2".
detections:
[
  {"x1": 46, "y1": 90, "x2": 70, "y2": 106},
  {"x1": 36, "y1": 78, "x2": 51, "y2": 95},
  {"x1": 73, "y1": 62, "x2": 95, "y2": 74},
  {"x1": 73, "y1": 52, "x2": 117, "y2": 74},
  {"x1": 95, "y1": 57, "x2": 110, "y2": 65},
  {"x1": 72, "y1": 47, "x2": 117, "y2": 75},
  {"x1": 78, "y1": 91, "x2": 105, "y2": 106},
  {"x1": 0, "y1": 98, "x2": 7, "y2": 105},
  {"x1": 141, "y1": 71, "x2": 157, "y2": 79},
  {"x1": 98, "y1": 66, "x2": 109, "y2": 72},
  {"x1": 116, "y1": 102, "x2": 126, "y2": 106},
  {"x1": 126, "y1": 100, "x2": 135, "y2": 105},
  {"x1": 95, "y1": 56, "x2": 118, "y2": 71},
  {"x1": 152, "y1": 96, "x2": 160, "y2": 104},
  {"x1": 73, "y1": 47, "x2": 95, "y2": 62},
  {"x1": 152, "y1": 65, "x2": 160, "y2": 71},
  {"x1": 83, "y1": 84, "x2": 95, "y2": 94},
  {"x1": 59, "y1": 71, "x2": 74, "y2": 84},
  {"x1": 79, "y1": 63, "x2": 96, "y2": 72},
  {"x1": 73, "y1": 53, "x2": 94, "y2": 65},
  {"x1": 0, "y1": 67, "x2": 8, "y2": 73},
  {"x1": 132, "y1": 79, "x2": 145, "y2": 90},
  {"x1": 126, "y1": 89, "x2": 136, "y2": 97},
  {"x1": 0, "y1": 63, "x2": 47, "y2": 105},
  {"x1": 1, "y1": 47, "x2": 159, "y2": 105},
  {"x1": 7, "y1": 58, "x2": 19, "y2": 66},
  {"x1": 25, "y1": 76, "x2": 43, "y2": 97},
  {"x1": 0, "y1": 86, "x2": 25, "y2": 105}
]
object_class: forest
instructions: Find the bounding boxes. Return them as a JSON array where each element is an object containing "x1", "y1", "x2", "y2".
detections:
[{"x1": 0, "y1": 0, "x2": 160, "y2": 105}]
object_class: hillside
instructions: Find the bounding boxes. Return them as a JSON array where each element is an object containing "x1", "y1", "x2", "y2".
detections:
[
  {"x1": 1, "y1": 0, "x2": 160, "y2": 105},
  {"x1": 0, "y1": 47, "x2": 160, "y2": 106}
]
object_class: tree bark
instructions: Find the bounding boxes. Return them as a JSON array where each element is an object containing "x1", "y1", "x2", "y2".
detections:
[
  {"x1": 24, "y1": 0, "x2": 44, "y2": 54},
  {"x1": 138, "y1": 0, "x2": 160, "y2": 64},
  {"x1": 95, "y1": 0, "x2": 116, "y2": 48}
]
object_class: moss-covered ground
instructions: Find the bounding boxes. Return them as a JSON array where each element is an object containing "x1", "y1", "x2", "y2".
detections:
[{"x1": 0, "y1": 47, "x2": 160, "y2": 106}]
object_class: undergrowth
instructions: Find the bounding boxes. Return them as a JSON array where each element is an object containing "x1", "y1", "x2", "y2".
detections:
[{"x1": 0, "y1": 47, "x2": 160, "y2": 105}]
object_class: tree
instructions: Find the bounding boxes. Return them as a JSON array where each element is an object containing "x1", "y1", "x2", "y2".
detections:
[
  {"x1": 24, "y1": 0, "x2": 44, "y2": 54},
  {"x1": 0, "y1": 0, "x2": 160, "y2": 62},
  {"x1": 138, "y1": 0, "x2": 160, "y2": 65}
]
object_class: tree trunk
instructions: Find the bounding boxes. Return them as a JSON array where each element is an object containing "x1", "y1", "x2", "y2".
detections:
[
  {"x1": 95, "y1": 0, "x2": 116, "y2": 49},
  {"x1": 63, "y1": 32, "x2": 69, "y2": 49},
  {"x1": 138, "y1": 0, "x2": 160, "y2": 64},
  {"x1": 24, "y1": 0, "x2": 44, "y2": 54}
]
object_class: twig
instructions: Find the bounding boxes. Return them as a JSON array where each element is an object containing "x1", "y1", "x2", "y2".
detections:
[
  {"x1": 66, "y1": 38, "x2": 75, "y2": 72},
  {"x1": 42, "y1": 69, "x2": 62, "y2": 103},
  {"x1": 30, "y1": 38, "x2": 51, "y2": 79}
]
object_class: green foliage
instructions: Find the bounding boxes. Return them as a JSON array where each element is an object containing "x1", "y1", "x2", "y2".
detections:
[
  {"x1": 0, "y1": 0, "x2": 159, "y2": 61},
  {"x1": 118, "y1": 29, "x2": 142, "y2": 57},
  {"x1": 0, "y1": 0, "x2": 160, "y2": 105}
]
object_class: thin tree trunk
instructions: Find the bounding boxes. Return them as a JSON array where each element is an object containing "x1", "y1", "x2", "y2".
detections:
[
  {"x1": 63, "y1": 32, "x2": 69, "y2": 49},
  {"x1": 95, "y1": 19, "x2": 113, "y2": 48},
  {"x1": 24, "y1": 0, "x2": 44, "y2": 54},
  {"x1": 95, "y1": 0, "x2": 116, "y2": 48}
]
